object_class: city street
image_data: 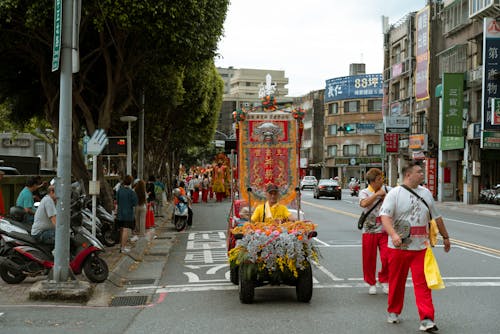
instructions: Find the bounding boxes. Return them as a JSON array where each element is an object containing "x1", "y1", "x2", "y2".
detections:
[{"x1": 1, "y1": 191, "x2": 499, "y2": 333}]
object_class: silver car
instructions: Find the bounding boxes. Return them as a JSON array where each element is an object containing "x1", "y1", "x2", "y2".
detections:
[{"x1": 300, "y1": 176, "x2": 318, "y2": 190}]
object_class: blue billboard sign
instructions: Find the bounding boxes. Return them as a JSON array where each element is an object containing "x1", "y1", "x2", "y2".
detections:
[{"x1": 325, "y1": 74, "x2": 383, "y2": 102}]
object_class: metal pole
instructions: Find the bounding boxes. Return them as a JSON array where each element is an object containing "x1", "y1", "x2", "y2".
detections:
[
  {"x1": 91, "y1": 155, "x2": 97, "y2": 237},
  {"x1": 53, "y1": 0, "x2": 74, "y2": 282},
  {"x1": 138, "y1": 91, "x2": 145, "y2": 179},
  {"x1": 126, "y1": 121, "x2": 132, "y2": 176}
]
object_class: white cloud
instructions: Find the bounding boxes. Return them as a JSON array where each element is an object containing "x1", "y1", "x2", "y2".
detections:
[{"x1": 215, "y1": 0, "x2": 426, "y2": 96}]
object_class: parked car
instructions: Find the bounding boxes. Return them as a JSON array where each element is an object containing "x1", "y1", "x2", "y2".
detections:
[
  {"x1": 314, "y1": 179, "x2": 342, "y2": 200},
  {"x1": 0, "y1": 166, "x2": 20, "y2": 175},
  {"x1": 300, "y1": 176, "x2": 318, "y2": 190}
]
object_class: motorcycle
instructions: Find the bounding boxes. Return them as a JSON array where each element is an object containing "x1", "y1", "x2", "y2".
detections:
[
  {"x1": 0, "y1": 221, "x2": 109, "y2": 284},
  {"x1": 0, "y1": 188, "x2": 109, "y2": 284},
  {"x1": 349, "y1": 180, "x2": 360, "y2": 197},
  {"x1": 172, "y1": 189, "x2": 189, "y2": 231}
]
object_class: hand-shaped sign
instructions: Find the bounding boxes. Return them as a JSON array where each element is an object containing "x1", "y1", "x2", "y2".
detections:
[{"x1": 86, "y1": 129, "x2": 108, "y2": 156}]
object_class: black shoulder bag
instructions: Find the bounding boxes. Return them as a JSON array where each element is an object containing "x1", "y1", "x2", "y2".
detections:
[{"x1": 357, "y1": 197, "x2": 383, "y2": 230}]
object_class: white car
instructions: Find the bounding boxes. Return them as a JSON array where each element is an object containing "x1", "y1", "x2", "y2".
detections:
[{"x1": 300, "y1": 176, "x2": 318, "y2": 190}]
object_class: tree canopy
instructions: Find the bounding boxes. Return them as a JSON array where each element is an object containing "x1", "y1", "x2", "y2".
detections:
[{"x1": 0, "y1": 0, "x2": 228, "y2": 199}]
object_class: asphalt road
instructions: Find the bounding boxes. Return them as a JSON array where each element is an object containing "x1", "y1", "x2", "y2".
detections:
[{"x1": 0, "y1": 191, "x2": 499, "y2": 333}]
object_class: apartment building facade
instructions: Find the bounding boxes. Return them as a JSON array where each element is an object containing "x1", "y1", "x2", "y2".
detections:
[
  {"x1": 383, "y1": 0, "x2": 500, "y2": 203},
  {"x1": 323, "y1": 67, "x2": 384, "y2": 185}
]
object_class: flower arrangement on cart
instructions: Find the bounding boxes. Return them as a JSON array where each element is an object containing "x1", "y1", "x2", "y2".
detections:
[{"x1": 228, "y1": 220, "x2": 319, "y2": 303}]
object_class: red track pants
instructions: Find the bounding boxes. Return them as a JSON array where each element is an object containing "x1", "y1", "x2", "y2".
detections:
[
  {"x1": 387, "y1": 248, "x2": 435, "y2": 321},
  {"x1": 362, "y1": 232, "x2": 389, "y2": 286},
  {"x1": 201, "y1": 189, "x2": 208, "y2": 202}
]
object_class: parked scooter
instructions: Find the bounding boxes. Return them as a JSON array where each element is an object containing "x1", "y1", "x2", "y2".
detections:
[
  {"x1": 0, "y1": 185, "x2": 109, "y2": 284},
  {"x1": 0, "y1": 219, "x2": 108, "y2": 284},
  {"x1": 172, "y1": 188, "x2": 189, "y2": 231}
]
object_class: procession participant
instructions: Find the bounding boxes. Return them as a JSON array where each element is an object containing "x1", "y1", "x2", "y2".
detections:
[
  {"x1": 251, "y1": 184, "x2": 296, "y2": 223},
  {"x1": 359, "y1": 168, "x2": 390, "y2": 295},
  {"x1": 380, "y1": 162, "x2": 451, "y2": 332}
]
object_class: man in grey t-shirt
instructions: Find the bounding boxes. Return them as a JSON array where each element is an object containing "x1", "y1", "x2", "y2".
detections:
[{"x1": 31, "y1": 185, "x2": 57, "y2": 245}]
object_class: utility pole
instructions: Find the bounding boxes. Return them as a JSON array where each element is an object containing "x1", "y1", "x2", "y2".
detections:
[{"x1": 52, "y1": 0, "x2": 74, "y2": 283}]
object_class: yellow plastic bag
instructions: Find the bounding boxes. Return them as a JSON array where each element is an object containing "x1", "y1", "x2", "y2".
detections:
[
  {"x1": 424, "y1": 246, "x2": 445, "y2": 290},
  {"x1": 429, "y1": 219, "x2": 439, "y2": 247}
]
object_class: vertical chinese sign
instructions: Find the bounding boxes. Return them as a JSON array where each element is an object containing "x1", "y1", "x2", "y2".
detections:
[
  {"x1": 441, "y1": 73, "x2": 464, "y2": 150},
  {"x1": 415, "y1": 6, "x2": 430, "y2": 101},
  {"x1": 384, "y1": 133, "x2": 399, "y2": 153},
  {"x1": 425, "y1": 158, "x2": 437, "y2": 198},
  {"x1": 482, "y1": 18, "x2": 500, "y2": 148}
]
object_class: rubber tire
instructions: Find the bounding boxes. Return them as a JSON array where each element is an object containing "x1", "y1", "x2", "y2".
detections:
[
  {"x1": 239, "y1": 265, "x2": 254, "y2": 304},
  {"x1": 0, "y1": 254, "x2": 27, "y2": 284},
  {"x1": 102, "y1": 228, "x2": 118, "y2": 247},
  {"x1": 83, "y1": 253, "x2": 109, "y2": 283},
  {"x1": 229, "y1": 265, "x2": 239, "y2": 285},
  {"x1": 174, "y1": 216, "x2": 187, "y2": 231},
  {"x1": 296, "y1": 263, "x2": 313, "y2": 303}
]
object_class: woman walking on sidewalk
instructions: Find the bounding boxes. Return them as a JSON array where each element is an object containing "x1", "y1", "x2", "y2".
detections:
[
  {"x1": 133, "y1": 179, "x2": 147, "y2": 240},
  {"x1": 116, "y1": 175, "x2": 138, "y2": 253}
]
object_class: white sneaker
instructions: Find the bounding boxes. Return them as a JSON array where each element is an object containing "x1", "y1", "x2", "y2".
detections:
[
  {"x1": 368, "y1": 285, "x2": 377, "y2": 295},
  {"x1": 387, "y1": 313, "x2": 400, "y2": 324},
  {"x1": 381, "y1": 283, "x2": 389, "y2": 294},
  {"x1": 120, "y1": 247, "x2": 131, "y2": 254},
  {"x1": 419, "y1": 318, "x2": 438, "y2": 331},
  {"x1": 130, "y1": 235, "x2": 139, "y2": 242}
]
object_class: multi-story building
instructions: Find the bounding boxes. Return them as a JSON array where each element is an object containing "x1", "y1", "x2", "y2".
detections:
[
  {"x1": 382, "y1": 5, "x2": 443, "y2": 195},
  {"x1": 293, "y1": 90, "x2": 325, "y2": 180},
  {"x1": 323, "y1": 65, "x2": 384, "y2": 185},
  {"x1": 216, "y1": 68, "x2": 290, "y2": 140},
  {"x1": 383, "y1": 0, "x2": 500, "y2": 203}
]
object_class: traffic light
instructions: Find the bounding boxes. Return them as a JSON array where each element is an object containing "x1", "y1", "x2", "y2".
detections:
[
  {"x1": 102, "y1": 136, "x2": 127, "y2": 155},
  {"x1": 344, "y1": 124, "x2": 353, "y2": 132}
]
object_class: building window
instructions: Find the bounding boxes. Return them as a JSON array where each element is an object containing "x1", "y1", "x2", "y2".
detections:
[
  {"x1": 34, "y1": 140, "x2": 46, "y2": 156},
  {"x1": 443, "y1": 0, "x2": 469, "y2": 34},
  {"x1": 344, "y1": 100, "x2": 360, "y2": 113},
  {"x1": 392, "y1": 82, "x2": 400, "y2": 100},
  {"x1": 328, "y1": 102, "x2": 338, "y2": 115},
  {"x1": 327, "y1": 145, "x2": 337, "y2": 157},
  {"x1": 327, "y1": 124, "x2": 337, "y2": 136},
  {"x1": 415, "y1": 111, "x2": 426, "y2": 134},
  {"x1": 343, "y1": 144, "x2": 360, "y2": 156},
  {"x1": 368, "y1": 99, "x2": 382, "y2": 111},
  {"x1": 439, "y1": 44, "x2": 467, "y2": 75},
  {"x1": 367, "y1": 144, "x2": 381, "y2": 156},
  {"x1": 469, "y1": 0, "x2": 494, "y2": 18}
]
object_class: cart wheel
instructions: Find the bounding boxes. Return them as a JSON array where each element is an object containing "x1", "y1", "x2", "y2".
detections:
[
  {"x1": 230, "y1": 265, "x2": 239, "y2": 285},
  {"x1": 296, "y1": 263, "x2": 313, "y2": 302},
  {"x1": 239, "y1": 265, "x2": 254, "y2": 304}
]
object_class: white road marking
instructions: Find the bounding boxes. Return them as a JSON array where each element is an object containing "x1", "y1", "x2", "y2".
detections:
[
  {"x1": 445, "y1": 218, "x2": 500, "y2": 230},
  {"x1": 126, "y1": 278, "x2": 500, "y2": 294},
  {"x1": 312, "y1": 260, "x2": 343, "y2": 281}
]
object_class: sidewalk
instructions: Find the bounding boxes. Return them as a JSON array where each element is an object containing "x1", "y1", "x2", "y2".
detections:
[
  {"x1": 0, "y1": 203, "x2": 176, "y2": 307},
  {"x1": 435, "y1": 201, "x2": 500, "y2": 217}
]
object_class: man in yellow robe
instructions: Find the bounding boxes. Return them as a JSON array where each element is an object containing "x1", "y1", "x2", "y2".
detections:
[{"x1": 251, "y1": 184, "x2": 296, "y2": 223}]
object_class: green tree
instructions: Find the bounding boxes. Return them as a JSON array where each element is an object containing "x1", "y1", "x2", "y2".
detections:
[{"x1": 0, "y1": 0, "x2": 228, "y2": 206}]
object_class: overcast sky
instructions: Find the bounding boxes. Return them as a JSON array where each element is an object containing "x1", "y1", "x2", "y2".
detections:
[{"x1": 215, "y1": 0, "x2": 428, "y2": 96}]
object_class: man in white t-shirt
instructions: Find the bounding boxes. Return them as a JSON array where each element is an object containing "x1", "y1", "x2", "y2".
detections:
[
  {"x1": 359, "y1": 168, "x2": 390, "y2": 295},
  {"x1": 31, "y1": 185, "x2": 57, "y2": 246},
  {"x1": 380, "y1": 162, "x2": 451, "y2": 332}
]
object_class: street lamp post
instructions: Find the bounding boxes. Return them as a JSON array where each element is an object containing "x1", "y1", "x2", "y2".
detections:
[{"x1": 120, "y1": 116, "x2": 137, "y2": 176}]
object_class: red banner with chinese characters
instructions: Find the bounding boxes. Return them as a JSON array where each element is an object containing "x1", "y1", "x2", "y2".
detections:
[
  {"x1": 425, "y1": 158, "x2": 437, "y2": 197},
  {"x1": 238, "y1": 112, "x2": 298, "y2": 204},
  {"x1": 384, "y1": 133, "x2": 399, "y2": 153}
]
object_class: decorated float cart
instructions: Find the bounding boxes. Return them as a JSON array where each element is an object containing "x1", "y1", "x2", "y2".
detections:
[{"x1": 227, "y1": 75, "x2": 319, "y2": 304}]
